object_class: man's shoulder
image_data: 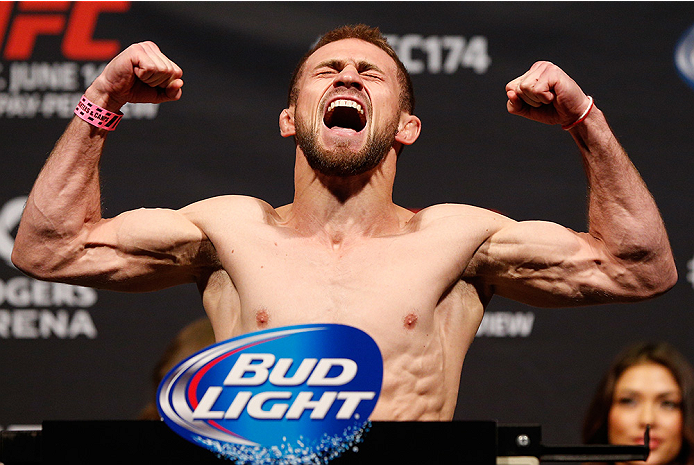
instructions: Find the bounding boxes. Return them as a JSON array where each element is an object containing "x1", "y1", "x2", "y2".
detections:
[
  {"x1": 180, "y1": 195, "x2": 279, "y2": 223},
  {"x1": 403, "y1": 204, "x2": 517, "y2": 252},
  {"x1": 412, "y1": 203, "x2": 512, "y2": 229}
]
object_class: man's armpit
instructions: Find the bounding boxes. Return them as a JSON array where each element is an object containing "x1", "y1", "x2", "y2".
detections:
[{"x1": 196, "y1": 238, "x2": 223, "y2": 271}]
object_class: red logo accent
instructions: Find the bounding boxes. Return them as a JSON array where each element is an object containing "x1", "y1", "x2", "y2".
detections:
[{"x1": 0, "y1": 1, "x2": 130, "y2": 61}]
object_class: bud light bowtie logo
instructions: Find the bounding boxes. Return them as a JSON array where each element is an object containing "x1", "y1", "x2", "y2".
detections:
[{"x1": 157, "y1": 324, "x2": 383, "y2": 464}]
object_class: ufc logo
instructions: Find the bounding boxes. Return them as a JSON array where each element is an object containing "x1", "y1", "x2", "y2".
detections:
[{"x1": 0, "y1": 1, "x2": 130, "y2": 61}]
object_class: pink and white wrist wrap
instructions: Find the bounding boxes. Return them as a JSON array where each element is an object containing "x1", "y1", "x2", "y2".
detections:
[{"x1": 74, "y1": 95, "x2": 123, "y2": 131}]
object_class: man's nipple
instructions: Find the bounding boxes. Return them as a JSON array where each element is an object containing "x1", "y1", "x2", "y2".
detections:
[
  {"x1": 403, "y1": 312, "x2": 418, "y2": 330},
  {"x1": 255, "y1": 309, "x2": 270, "y2": 328}
]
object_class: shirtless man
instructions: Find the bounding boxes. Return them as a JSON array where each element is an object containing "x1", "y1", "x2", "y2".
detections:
[{"x1": 11, "y1": 25, "x2": 677, "y2": 421}]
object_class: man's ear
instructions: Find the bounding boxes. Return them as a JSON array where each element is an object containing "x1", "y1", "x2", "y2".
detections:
[
  {"x1": 395, "y1": 114, "x2": 421, "y2": 146},
  {"x1": 279, "y1": 108, "x2": 296, "y2": 138}
]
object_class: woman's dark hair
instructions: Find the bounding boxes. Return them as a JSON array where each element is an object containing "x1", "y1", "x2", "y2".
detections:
[
  {"x1": 582, "y1": 342, "x2": 694, "y2": 465},
  {"x1": 138, "y1": 317, "x2": 216, "y2": 420}
]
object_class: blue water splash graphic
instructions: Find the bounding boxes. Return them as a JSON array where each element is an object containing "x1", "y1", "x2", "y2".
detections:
[{"x1": 194, "y1": 421, "x2": 371, "y2": 464}]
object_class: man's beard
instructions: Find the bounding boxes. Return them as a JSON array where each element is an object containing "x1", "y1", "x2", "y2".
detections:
[{"x1": 295, "y1": 119, "x2": 398, "y2": 177}]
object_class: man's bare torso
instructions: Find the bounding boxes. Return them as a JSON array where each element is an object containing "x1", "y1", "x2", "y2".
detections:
[{"x1": 182, "y1": 195, "x2": 496, "y2": 421}]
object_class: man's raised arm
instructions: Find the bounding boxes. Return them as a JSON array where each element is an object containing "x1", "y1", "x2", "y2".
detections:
[
  {"x1": 12, "y1": 42, "x2": 207, "y2": 292},
  {"x1": 468, "y1": 61, "x2": 677, "y2": 306}
]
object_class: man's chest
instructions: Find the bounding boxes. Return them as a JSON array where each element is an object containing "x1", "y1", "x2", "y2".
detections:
[{"x1": 212, "y1": 230, "x2": 468, "y2": 328}]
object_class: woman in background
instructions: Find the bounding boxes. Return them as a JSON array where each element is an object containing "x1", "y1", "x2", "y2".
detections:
[
  {"x1": 138, "y1": 317, "x2": 216, "y2": 420},
  {"x1": 583, "y1": 342, "x2": 694, "y2": 465}
]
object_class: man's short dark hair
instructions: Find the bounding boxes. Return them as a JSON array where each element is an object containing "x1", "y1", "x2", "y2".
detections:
[{"x1": 288, "y1": 24, "x2": 415, "y2": 114}]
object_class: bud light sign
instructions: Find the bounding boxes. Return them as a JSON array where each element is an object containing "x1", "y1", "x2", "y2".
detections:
[{"x1": 157, "y1": 324, "x2": 383, "y2": 464}]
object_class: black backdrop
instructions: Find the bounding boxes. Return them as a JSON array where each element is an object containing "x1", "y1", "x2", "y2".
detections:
[{"x1": 1, "y1": 1, "x2": 693, "y2": 446}]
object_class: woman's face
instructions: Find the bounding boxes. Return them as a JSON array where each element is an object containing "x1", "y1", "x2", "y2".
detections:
[{"x1": 608, "y1": 362, "x2": 684, "y2": 465}]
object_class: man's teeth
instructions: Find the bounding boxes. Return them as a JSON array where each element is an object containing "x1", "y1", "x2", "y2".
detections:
[{"x1": 327, "y1": 99, "x2": 364, "y2": 115}]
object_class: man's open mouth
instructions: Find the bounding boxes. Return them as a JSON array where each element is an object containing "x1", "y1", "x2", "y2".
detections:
[{"x1": 323, "y1": 99, "x2": 367, "y2": 132}]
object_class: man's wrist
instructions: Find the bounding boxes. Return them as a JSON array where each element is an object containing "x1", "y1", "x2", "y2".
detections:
[
  {"x1": 83, "y1": 84, "x2": 125, "y2": 114},
  {"x1": 74, "y1": 94, "x2": 123, "y2": 131},
  {"x1": 562, "y1": 96, "x2": 594, "y2": 130}
]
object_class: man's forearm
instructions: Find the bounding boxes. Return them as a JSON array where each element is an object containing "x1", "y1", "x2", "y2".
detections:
[
  {"x1": 569, "y1": 106, "x2": 677, "y2": 292},
  {"x1": 12, "y1": 116, "x2": 108, "y2": 276}
]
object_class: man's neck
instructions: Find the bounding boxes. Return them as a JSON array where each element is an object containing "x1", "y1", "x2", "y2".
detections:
[{"x1": 285, "y1": 150, "x2": 407, "y2": 247}]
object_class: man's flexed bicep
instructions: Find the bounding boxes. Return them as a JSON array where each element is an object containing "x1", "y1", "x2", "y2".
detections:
[
  {"x1": 12, "y1": 41, "x2": 193, "y2": 290},
  {"x1": 468, "y1": 219, "x2": 674, "y2": 308},
  {"x1": 496, "y1": 61, "x2": 677, "y2": 307},
  {"x1": 13, "y1": 206, "x2": 211, "y2": 292}
]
